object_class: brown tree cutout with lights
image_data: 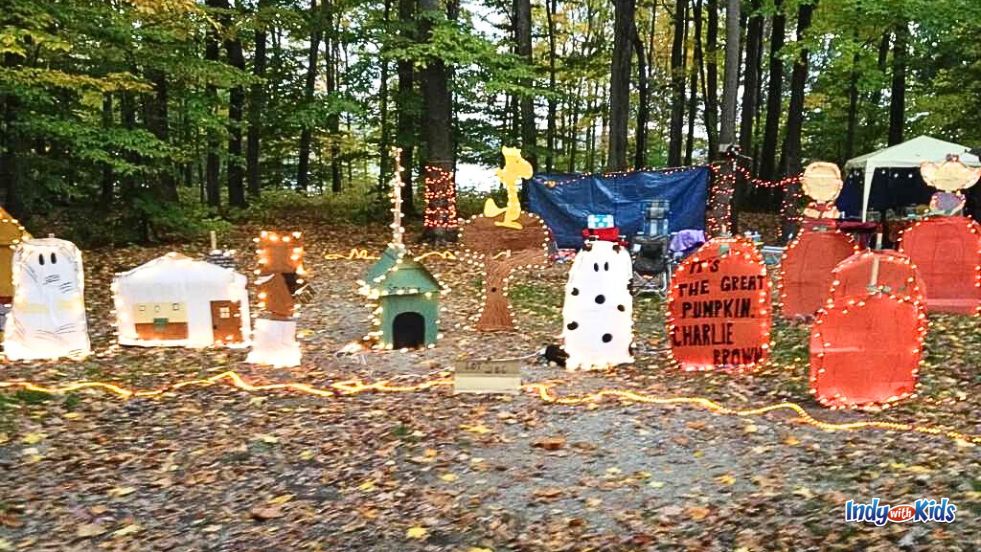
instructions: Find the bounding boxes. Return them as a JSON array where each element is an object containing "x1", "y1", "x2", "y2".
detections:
[
  {"x1": 460, "y1": 148, "x2": 549, "y2": 331},
  {"x1": 246, "y1": 230, "x2": 307, "y2": 367}
]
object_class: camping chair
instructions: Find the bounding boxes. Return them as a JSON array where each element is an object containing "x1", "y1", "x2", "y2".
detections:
[{"x1": 629, "y1": 234, "x2": 673, "y2": 297}]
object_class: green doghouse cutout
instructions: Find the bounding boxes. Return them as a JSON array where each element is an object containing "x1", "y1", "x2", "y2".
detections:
[{"x1": 362, "y1": 244, "x2": 442, "y2": 349}]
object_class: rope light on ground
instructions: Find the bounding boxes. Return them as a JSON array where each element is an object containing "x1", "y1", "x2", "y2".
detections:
[
  {"x1": 524, "y1": 384, "x2": 977, "y2": 445},
  {"x1": 0, "y1": 372, "x2": 976, "y2": 446},
  {"x1": 324, "y1": 249, "x2": 379, "y2": 261},
  {"x1": 324, "y1": 249, "x2": 457, "y2": 262},
  {"x1": 412, "y1": 251, "x2": 457, "y2": 261}
]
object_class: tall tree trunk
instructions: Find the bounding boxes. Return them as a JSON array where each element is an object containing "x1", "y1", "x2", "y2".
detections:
[
  {"x1": 739, "y1": 0, "x2": 762, "y2": 156},
  {"x1": 219, "y1": 0, "x2": 247, "y2": 208},
  {"x1": 120, "y1": 91, "x2": 138, "y2": 195},
  {"x1": 704, "y1": 0, "x2": 719, "y2": 160},
  {"x1": 145, "y1": 70, "x2": 178, "y2": 202},
  {"x1": 514, "y1": 0, "x2": 537, "y2": 169},
  {"x1": 377, "y1": 0, "x2": 392, "y2": 192},
  {"x1": 758, "y1": 0, "x2": 785, "y2": 181},
  {"x1": 780, "y1": 1, "x2": 815, "y2": 241},
  {"x1": 325, "y1": 0, "x2": 342, "y2": 193},
  {"x1": 781, "y1": 0, "x2": 815, "y2": 177},
  {"x1": 569, "y1": 78, "x2": 582, "y2": 172},
  {"x1": 667, "y1": 0, "x2": 687, "y2": 167},
  {"x1": 719, "y1": 0, "x2": 740, "y2": 152},
  {"x1": 844, "y1": 49, "x2": 860, "y2": 163},
  {"x1": 585, "y1": 82, "x2": 596, "y2": 172},
  {"x1": 396, "y1": 0, "x2": 416, "y2": 216},
  {"x1": 597, "y1": 84, "x2": 610, "y2": 168},
  {"x1": 181, "y1": 96, "x2": 193, "y2": 188},
  {"x1": 607, "y1": 0, "x2": 634, "y2": 171},
  {"x1": 633, "y1": 18, "x2": 649, "y2": 169},
  {"x1": 1, "y1": 53, "x2": 25, "y2": 217},
  {"x1": 204, "y1": 5, "x2": 221, "y2": 208},
  {"x1": 869, "y1": 31, "x2": 891, "y2": 109},
  {"x1": 685, "y1": 0, "x2": 702, "y2": 165},
  {"x1": 888, "y1": 21, "x2": 907, "y2": 146},
  {"x1": 247, "y1": 0, "x2": 268, "y2": 198},
  {"x1": 545, "y1": 0, "x2": 557, "y2": 173},
  {"x1": 100, "y1": 93, "x2": 114, "y2": 207},
  {"x1": 419, "y1": 0, "x2": 456, "y2": 240},
  {"x1": 751, "y1": 16, "x2": 766, "y2": 172},
  {"x1": 296, "y1": 0, "x2": 321, "y2": 191}
]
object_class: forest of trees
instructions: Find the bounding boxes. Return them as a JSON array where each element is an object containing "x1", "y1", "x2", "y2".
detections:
[{"x1": 1, "y1": 0, "x2": 978, "y2": 243}]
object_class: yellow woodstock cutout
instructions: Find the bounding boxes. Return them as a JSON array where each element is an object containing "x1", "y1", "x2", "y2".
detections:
[{"x1": 483, "y1": 146, "x2": 533, "y2": 229}]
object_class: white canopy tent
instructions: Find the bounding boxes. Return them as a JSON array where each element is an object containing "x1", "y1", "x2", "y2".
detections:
[{"x1": 843, "y1": 136, "x2": 980, "y2": 221}]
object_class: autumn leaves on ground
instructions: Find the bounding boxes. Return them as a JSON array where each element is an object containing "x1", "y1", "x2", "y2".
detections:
[{"x1": 0, "y1": 215, "x2": 978, "y2": 551}]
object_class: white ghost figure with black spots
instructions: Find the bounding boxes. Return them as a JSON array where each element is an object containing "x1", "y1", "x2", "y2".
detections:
[
  {"x1": 4, "y1": 238, "x2": 91, "y2": 360},
  {"x1": 561, "y1": 240, "x2": 634, "y2": 370}
]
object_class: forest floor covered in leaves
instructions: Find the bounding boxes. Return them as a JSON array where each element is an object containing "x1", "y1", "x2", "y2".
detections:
[{"x1": 0, "y1": 215, "x2": 978, "y2": 551}]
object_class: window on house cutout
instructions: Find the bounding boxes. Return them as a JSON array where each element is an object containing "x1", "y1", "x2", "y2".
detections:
[
  {"x1": 172, "y1": 303, "x2": 181, "y2": 311},
  {"x1": 138, "y1": 305, "x2": 146, "y2": 312},
  {"x1": 154, "y1": 304, "x2": 161, "y2": 313},
  {"x1": 219, "y1": 307, "x2": 231, "y2": 318}
]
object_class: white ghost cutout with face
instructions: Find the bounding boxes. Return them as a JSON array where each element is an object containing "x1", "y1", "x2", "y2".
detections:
[
  {"x1": 4, "y1": 238, "x2": 91, "y2": 360},
  {"x1": 561, "y1": 240, "x2": 634, "y2": 371}
]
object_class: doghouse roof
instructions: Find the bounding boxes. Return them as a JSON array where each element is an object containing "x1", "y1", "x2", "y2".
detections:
[
  {"x1": 115, "y1": 252, "x2": 247, "y2": 289},
  {"x1": 364, "y1": 245, "x2": 442, "y2": 297}
]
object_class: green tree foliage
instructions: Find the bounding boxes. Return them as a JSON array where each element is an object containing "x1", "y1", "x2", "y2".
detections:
[{"x1": 0, "y1": 0, "x2": 977, "y2": 243}]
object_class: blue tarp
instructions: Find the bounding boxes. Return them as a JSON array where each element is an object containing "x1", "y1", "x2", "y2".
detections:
[{"x1": 527, "y1": 167, "x2": 709, "y2": 249}]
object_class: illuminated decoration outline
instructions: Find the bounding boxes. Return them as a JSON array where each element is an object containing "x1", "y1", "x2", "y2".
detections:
[
  {"x1": 665, "y1": 237, "x2": 773, "y2": 372},
  {"x1": 357, "y1": 148, "x2": 449, "y2": 350},
  {"x1": 707, "y1": 163, "x2": 804, "y2": 238},
  {"x1": 896, "y1": 217, "x2": 981, "y2": 316},
  {"x1": 459, "y1": 147, "x2": 550, "y2": 331},
  {"x1": 826, "y1": 249, "x2": 925, "y2": 308},
  {"x1": 247, "y1": 230, "x2": 307, "y2": 367},
  {"x1": 458, "y1": 211, "x2": 550, "y2": 331},
  {"x1": 111, "y1": 252, "x2": 252, "y2": 348},
  {"x1": 0, "y1": 373, "x2": 976, "y2": 445},
  {"x1": 422, "y1": 165, "x2": 459, "y2": 231},
  {"x1": 4, "y1": 237, "x2": 91, "y2": 360},
  {"x1": 809, "y1": 290, "x2": 927, "y2": 410},
  {"x1": 778, "y1": 228, "x2": 859, "y2": 318},
  {"x1": 0, "y1": 207, "x2": 30, "y2": 304}
]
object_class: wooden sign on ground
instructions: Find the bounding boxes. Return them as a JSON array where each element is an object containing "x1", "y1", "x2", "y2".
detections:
[{"x1": 453, "y1": 358, "x2": 522, "y2": 394}]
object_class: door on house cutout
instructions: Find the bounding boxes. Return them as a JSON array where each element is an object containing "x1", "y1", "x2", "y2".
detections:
[
  {"x1": 210, "y1": 300, "x2": 243, "y2": 344},
  {"x1": 392, "y1": 312, "x2": 425, "y2": 349}
]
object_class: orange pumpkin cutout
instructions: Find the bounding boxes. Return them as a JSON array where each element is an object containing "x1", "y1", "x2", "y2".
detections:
[
  {"x1": 828, "y1": 250, "x2": 925, "y2": 306},
  {"x1": 810, "y1": 294, "x2": 924, "y2": 408},
  {"x1": 780, "y1": 229, "x2": 856, "y2": 318},
  {"x1": 667, "y1": 237, "x2": 772, "y2": 372},
  {"x1": 898, "y1": 217, "x2": 981, "y2": 315}
]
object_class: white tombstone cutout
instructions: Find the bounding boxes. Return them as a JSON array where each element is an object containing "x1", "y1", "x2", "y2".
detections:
[
  {"x1": 246, "y1": 318, "x2": 301, "y2": 367},
  {"x1": 561, "y1": 240, "x2": 634, "y2": 370},
  {"x1": 4, "y1": 238, "x2": 91, "y2": 360}
]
